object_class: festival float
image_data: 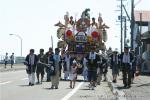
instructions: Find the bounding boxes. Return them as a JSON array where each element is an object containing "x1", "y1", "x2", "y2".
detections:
[{"x1": 55, "y1": 8, "x2": 109, "y2": 60}]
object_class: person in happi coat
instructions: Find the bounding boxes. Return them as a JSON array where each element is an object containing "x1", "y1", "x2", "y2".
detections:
[
  {"x1": 86, "y1": 47, "x2": 99, "y2": 90},
  {"x1": 120, "y1": 46, "x2": 133, "y2": 88},
  {"x1": 25, "y1": 49, "x2": 38, "y2": 86}
]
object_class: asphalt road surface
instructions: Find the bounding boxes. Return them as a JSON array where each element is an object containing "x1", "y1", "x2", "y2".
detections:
[{"x1": 0, "y1": 70, "x2": 116, "y2": 100}]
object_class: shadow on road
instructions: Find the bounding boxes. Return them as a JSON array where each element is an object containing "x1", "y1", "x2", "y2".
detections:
[
  {"x1": 60, "y1": 79, "x2": 85, "y2": 82},
  {"x1": 43, "y1": 87, "x2": 52, "y2": 90},
  {"x1": 18, "y1": 84, "x2": 30, "y2": 87},
  {"x1": 137, "y1": 83, "x2": 150, "y2": 87},
  {"x1": 117, "y1": 86, "x2": 130, "y2": 90},
  {"x1": 79, "y1": 88, "x2": 91, "y2": 90}
]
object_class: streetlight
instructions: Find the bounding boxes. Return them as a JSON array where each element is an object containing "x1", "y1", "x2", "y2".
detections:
[{"x1": 9, "y1": 34, "x2": 23, "y2": 56}]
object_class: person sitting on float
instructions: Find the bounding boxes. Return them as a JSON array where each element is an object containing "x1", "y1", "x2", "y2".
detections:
[
  {"x1": 69, "y1": 16, "x2": 75, "y2": 26},
  {"x1": 91, "y1": 17, "x2": 98, "y2": 29}
]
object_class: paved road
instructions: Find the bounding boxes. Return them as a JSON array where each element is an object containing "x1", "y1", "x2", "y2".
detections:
[
  {"x1": 0, "y1": 70, "x2": 116, "y2": 100},
  {"x1": 107, "y1": 69, "x2": 150, "y2": 100},
  {"x1": 0, "y1": 64, "x2": 25, "y2": 72}
]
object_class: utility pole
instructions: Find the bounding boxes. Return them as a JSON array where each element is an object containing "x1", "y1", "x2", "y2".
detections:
[
  {"x1": 124, "y1": 17, "x2": 127, "y2": 47},
  {"x1": 139, "y1": 12, "x2": 142, "y2": 55},
  {"x1": 120, "y1": 0, "x2": 123, "y2": 53},
  {"x1": 131, "y1": 0, "x2": 135, "y2": 49}
]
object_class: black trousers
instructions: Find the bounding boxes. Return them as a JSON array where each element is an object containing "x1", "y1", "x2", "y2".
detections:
[{"x1": 122, "y1": 63, "x2": 131, "y2": 86}]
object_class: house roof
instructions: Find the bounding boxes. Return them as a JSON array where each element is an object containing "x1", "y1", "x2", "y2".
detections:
[{"x1": 134, "y1": 11, "x2": 150, "y2": 22}]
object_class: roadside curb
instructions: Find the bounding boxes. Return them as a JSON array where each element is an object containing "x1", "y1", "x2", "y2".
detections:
[{"x1": 106, "y1": 73, "x2": 127, "y2": 100}]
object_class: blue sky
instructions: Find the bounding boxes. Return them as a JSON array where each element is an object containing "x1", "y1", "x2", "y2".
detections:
[{"x1": 0, "y1": 0, "x2": 149, "y2": 56}]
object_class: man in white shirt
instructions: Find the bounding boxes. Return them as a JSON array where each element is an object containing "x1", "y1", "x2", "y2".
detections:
[{"x1": 120, "y1": 47, "x2": 133, "y2": 88}]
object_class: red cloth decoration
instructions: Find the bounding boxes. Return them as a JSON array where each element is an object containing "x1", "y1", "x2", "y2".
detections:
[
  {"x1": 66, "y1": 30, "x2": 72, "y2": 37},
  {"x1": 91, "y1": 31, "x2": 98, "y2": 38}
]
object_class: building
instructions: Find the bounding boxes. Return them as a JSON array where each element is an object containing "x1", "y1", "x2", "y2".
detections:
[{"x1": 134, "y1": 11, "x2": 150, "y2": 73}]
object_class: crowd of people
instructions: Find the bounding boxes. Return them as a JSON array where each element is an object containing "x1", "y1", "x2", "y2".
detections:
[
  {"x1": 24, "y1": 46, "x2": 141, "y2": 90},
  {"x1": 24, "y1": 47, "x2": 108, "y2": 90},
  {"x1": 109, "y1": 46, "x2": 141, "y2": 88}
]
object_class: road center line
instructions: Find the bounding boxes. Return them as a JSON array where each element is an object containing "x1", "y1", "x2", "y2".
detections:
[
  {"x1": 0, "y1": 81, "x2": 12, "y2": 85},
  {"x1": 61, "y1": 82, "x2": 84, "y2": 100}
]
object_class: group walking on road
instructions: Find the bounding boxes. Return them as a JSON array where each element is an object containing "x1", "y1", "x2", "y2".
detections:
[
  {"x1": 24, "y1": 45, "x2": 141, "y2": 90},
  {"x1": 24, "y1": 47, "x2": 109, "y2": 90}
]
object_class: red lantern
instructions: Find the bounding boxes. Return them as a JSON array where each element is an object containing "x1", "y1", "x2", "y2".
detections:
[
  {"x1": 66, "y1": 30, "x2": 72, "y2": 37},
  {"x1": 91, "y1": 31, "x2": 98, "y2": 38}
]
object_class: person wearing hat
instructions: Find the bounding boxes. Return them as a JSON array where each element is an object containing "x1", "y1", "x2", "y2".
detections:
[
  {"x1": 120, "y1": 46, "x2": 133, "y2": 88},
  {"x1": 110, "y1": 48, "x2": 119, "y2": 83}
]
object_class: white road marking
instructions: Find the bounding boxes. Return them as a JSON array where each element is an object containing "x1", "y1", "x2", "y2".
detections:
[
  {"x1": 61, "y1": 82, "x2": 84, "y2": 100},
  {"x1": 21, "y1": 78, "x2": 28, "y2": 80},
  {"x1": 0, "y1": 81, "x2": 12, "y2": 85},
  {"x1": 0, "y1": 77, "x2": 28, "y2": 85},
  {"x1": 0, "y1": 70, "x2": 25, "y2": 75}
]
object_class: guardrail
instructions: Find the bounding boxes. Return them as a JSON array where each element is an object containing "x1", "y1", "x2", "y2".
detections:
[{"x1": 0, "y1": 55, "x2": 25, "y2": 64}]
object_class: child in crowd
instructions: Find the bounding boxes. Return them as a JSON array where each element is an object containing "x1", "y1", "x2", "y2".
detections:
[{"x1": 69, "y1": 60, "x2": 77, "y2": 88}]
